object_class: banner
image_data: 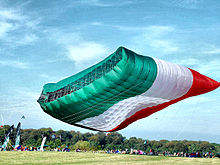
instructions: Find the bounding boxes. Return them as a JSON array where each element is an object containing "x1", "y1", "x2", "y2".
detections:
[
  {"x1": 40, "y1": 137, "x2": 47, "y2": 151},
  {"x1": 1, "y1": 125, "x2": 14, "y2": 151},
  {"x1": 14, "y1": 122, "x2": 21, "y2": 149}
]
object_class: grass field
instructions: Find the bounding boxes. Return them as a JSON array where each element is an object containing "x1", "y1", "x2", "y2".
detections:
[{"x1": 0, "y1": 152, "x2": 219, "y2": 165}]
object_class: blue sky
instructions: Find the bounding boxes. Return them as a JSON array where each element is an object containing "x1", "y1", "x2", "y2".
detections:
[{"x1": 0, "y1": 0, "x2": 219, "y2": 143}]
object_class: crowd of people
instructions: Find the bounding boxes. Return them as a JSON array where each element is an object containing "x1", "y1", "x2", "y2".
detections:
[
  {"x1": 104, "y1": 149, "x2": 220, "y2": 158},
  {"x1": 162, "y1": 151, "x2": 218, "y2": 158},
  {"x1": 1, "y1": 145, "x2": 220, "y2": 158}
]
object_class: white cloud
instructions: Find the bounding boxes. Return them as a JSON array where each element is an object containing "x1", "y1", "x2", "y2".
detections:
[
  {"x1": 39, "y1": 74, "x2": 50, "y2": 78},
  {"x1": 172, "y1": 58, "x2": 200, "y2": 66},
  {"x1": 0, "y1": 60, "x2": 30, "y2": 69},
  {"x1": 67, "y1": 42, "x2": 108, "y2": 63},
  {"x1": 173, "y1": 57, "x2": 220, "y2": 80},
  {"x1": 194, "y1": 60, "x2": 220, "y2": 77},
  {"x1": 90, "y1": 23, "x2": 177, "y2": 53},
  {"x1": 79, "y1": 0, "x2": 113, "y2": 7},
  {"x1": 90, "y1": 24, "x2": 179, "y2": 53},
  {"x1": 0, "y1": 22, "x2": 13, "y2": 38},
  {"x1": 16, "y1": 33, "x2": 38, "y2": 45},
  {"x1": 99, "y1": 25, "x2": 178, "y2": 54},
  {"x1": 0, "y1": 9, "x2": 25, "y2": 21},
  {"x1": 46, "y1": 28, "x2": 109, "y2": 68},
  {"x1": 150, "y1": 39, "x2": 179, "y2": 53},
  {"x1": 90, "y1": 22, "x2": 105, "y2": 26},
  {"x1": 182, "y1": 96, "x2": 215, "y2": 105},
  {"x1": 146, "y1": 25, "x2": 174, "y2": 35},
  {"x1": 202, "y1": 49, "x2": 220, "y2": 55},
  {"x1": 130, "y1": 25, "x2": 180, "y2": 54},
  {"x1": 74, "y1": 0, "x2": 141, "y2": 7},
  {"x1": 47, "y1": 29, "x2": 81, "y2": 46},
  {"x1": 169, "y1": 0, "x2": 202, "y2": 9},
  {"x1": 0, "y1": 7, "x2": 39, "y2": 47}
]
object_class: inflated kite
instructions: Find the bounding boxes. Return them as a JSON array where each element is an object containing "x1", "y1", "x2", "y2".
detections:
[{"x1": 38, "y1": 47, "x2": 219, "y2": 132}]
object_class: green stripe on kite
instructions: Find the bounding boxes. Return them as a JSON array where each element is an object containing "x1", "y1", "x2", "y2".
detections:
[{"x1": 38, "y1": 47, "x2": 157, "y2": 124}]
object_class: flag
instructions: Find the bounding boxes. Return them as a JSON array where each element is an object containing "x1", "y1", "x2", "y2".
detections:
[
  {"x1": 40, "y1": 137, "x2": 47, "y2": 152},
  {"x1": 1, "y1": 125, "x2": 14, "y2": 150},
  {"x1": 14, "y1": 122, "x2": 21, "y2": 149}
]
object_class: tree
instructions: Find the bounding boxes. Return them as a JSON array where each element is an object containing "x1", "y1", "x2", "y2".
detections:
[
  {"x1": 36, "y1": 138, "x2": 42, "y2": 147},
  {"x1": 83, "y1": 132, "x2": 94, "y2": 141},
  {"x1": 199, "y1": 141, "x2": 215, "y2": 152},
  {"x1": 96, "y1": 132, "x2": 106, "y2": 149},
  {"x1": 47, "y1": 140, "x2": 56, "y2": 149},
  {"x1": 173, "y1": 142, "x2": 188, "y2": 153},
  {"x1": 165, "y1": 141, "x2": 175, "y2": 153},
  {"x1": 55, "y1": 139, "x2": 62, "y2": 148},
  {"x1": 0, "y1": 126, "x2": 219, "y2": 154},
  {"x1": 71, "y1": 131, "x2": 83, "y2": 144},
  {"x1": 128, "y1": 137, "x2": 138, "y2": 149},
  {"x1": 74, "y1": 141, "x2": 90, "y2": 151}
]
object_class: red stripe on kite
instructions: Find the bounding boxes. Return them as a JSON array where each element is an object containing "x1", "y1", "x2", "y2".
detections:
[{"x1": 108, "y1": 69, "x2": 219, "y2": 132}]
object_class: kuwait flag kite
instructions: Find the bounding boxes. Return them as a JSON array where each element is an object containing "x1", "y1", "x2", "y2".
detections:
[{"x1": 38, "y1": 47, "x2": 219, "y2": 132}]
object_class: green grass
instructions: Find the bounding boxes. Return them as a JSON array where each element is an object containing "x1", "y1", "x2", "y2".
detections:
[{"x1": 0, "y1": 152, "x2": 219, "y2": 165}]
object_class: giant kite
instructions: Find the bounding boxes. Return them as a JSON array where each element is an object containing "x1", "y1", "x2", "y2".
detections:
[{"x1": 38, "y1": 47, "x2": 219, "y2": 132}]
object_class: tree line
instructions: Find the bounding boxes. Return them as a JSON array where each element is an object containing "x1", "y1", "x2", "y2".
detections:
[{"x1": 0, "y1": 125, "x2": 219, "y2": 154}]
